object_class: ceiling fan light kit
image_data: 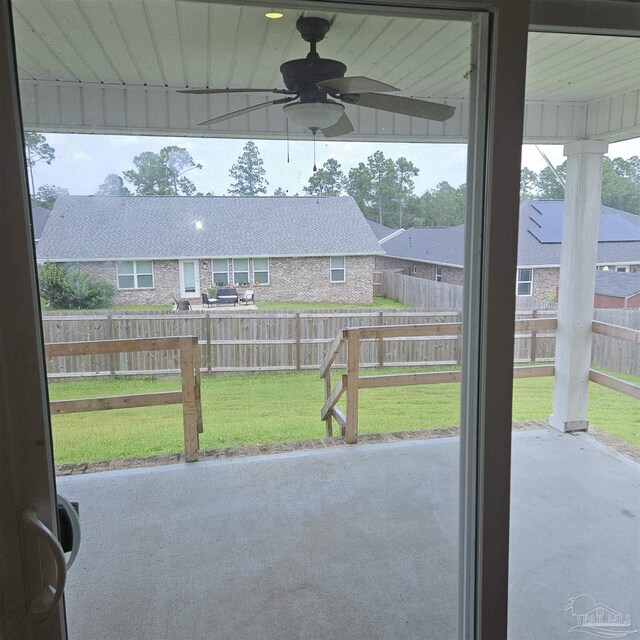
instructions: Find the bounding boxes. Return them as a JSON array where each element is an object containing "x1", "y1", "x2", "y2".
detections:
[
  {"x1": 283, "y1": 101, "x2": 344, "y2": 130},
  {"x1": 180, "y1": 16, "x2": 455, "y2": 138}
]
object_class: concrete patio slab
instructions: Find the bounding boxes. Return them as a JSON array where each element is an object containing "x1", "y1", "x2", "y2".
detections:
[{"x1": 57, "y1": 429, "x2": 639, "y2": 640}]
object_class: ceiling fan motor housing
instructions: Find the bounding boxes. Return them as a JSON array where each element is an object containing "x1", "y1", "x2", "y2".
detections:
[{"x1": 280, "y1": 58, "x2": 346, "y2": 95}]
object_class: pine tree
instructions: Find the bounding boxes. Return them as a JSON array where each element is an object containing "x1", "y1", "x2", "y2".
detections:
[{"x1": 228, "y1": 142, "x2": 268, "y2": 196}]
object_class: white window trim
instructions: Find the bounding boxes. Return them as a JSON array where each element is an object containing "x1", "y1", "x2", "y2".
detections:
[
  {"x1": 516, "y1": 267, "x2": 533, "y2": 297},
  {"x1": 116, "y1": 260, "x2": 154, "y2": 290},
  {"x1": 435, "y1": 264, "x2": 443, "y2": 282},
  {"x1": 330, "y1": 256, "x2": 346, "y2": 283},
  {"x1": 252, "y1": 257, "x2": 270, "y2": 285}
]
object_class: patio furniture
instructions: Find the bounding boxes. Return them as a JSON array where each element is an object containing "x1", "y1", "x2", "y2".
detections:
[
  {"x1": 240, "y1": 290, "x2": 255, "y2": 305},
  {"x1": 216, "y1": 288, "x2": 239, "y2": 305},
  {"x1": 171, "y1": 295, "x2": 192, "y2": 311},
  {"x1": 201, "y1": 292, "x2": 216, "y2": 308}
]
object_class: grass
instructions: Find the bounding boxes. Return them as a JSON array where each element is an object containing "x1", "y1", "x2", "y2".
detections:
[
  {"x1": 48, "y1": 367, "x2": 639, "y2": 464},
  {"x1": 254, "y1": 297, "x2": 411, "y2": 310}
]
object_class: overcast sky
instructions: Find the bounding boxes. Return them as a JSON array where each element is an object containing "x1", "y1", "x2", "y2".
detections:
[{"x1": 30, "y1": 133, "x2": 640, "y2": 197}]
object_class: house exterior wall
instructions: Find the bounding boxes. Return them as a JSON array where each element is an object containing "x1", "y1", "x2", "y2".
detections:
[
  {"x1": 531, "y1": 267, "x2": 560, "y2": 301},
  {"x1": 594, "y1": 292, "x2": 640, "y2": 308},
  {"x1": 70, "y1": 256, "x2": 375, "y2": 305},
  {"x1": 376, "y1": 256, "x2": 463, "y2": 285}
]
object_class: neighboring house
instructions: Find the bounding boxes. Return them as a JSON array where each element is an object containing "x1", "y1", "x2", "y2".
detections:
[
  {"x1": 591, "y1": 271, "x2": 640, "y2": 308},
  {"x1": 376, "y1": 200, "x2": 640, "y2": 299},
  {"x1": 37, "y1": 195, "x2": 383, "y2": 305},
  {"x1": 367, "y1": 220, "x2": 404, "y2": 244},
  {"x1": 31, "y1": 205, "x2": 50, "y2": 245}
]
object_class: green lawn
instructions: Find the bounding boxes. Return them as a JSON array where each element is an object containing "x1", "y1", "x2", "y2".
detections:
[{"x1": 48, "y1": 368, "x2": 639, "y2": 464}]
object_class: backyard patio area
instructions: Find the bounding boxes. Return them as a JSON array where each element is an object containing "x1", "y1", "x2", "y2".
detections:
[{"x1": 58, "y1": 427, "x2": 639, "y2": 640}]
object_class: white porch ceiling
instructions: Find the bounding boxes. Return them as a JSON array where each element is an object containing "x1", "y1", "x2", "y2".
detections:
[{"x1": 12, "y1": 0, "x2": 640, "y2": 143}]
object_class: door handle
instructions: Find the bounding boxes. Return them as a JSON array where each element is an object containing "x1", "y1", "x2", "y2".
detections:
[{"x1": 21, "y1": 507, "x2": 67, "y2": 620}]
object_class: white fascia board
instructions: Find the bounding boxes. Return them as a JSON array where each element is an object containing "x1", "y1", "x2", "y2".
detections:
[
  {"x1": 379, "y1": 229, "x2": 406, "y2": 243},
  {"x1": 40, "y1": 251, "x2": 385, "y2": 262},
  {"x1": 383, "y1": 254, "x2": 464, "y2": 269}
]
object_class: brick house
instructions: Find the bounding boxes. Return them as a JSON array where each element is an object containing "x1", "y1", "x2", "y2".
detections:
[
  {"x1": 37, "y1": 195, "x2": 383, "y2": 305},
  {"x1": 375, "y1": 200, "x2": 640, "y2": 300}
]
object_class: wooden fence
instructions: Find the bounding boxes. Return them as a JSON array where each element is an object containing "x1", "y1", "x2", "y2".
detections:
[
  {"x1": 41, "y1": 307, "x2": 638, "y2": 378},
  {"x1": 379, "y1": 271, "x2": 558, "y2": 311},
  {"x1": 45, "y1": 337, "x2": 202, "y2": 461},
  {"x1": 320, "y1": 318, "x2": 558, "y2": 443}
]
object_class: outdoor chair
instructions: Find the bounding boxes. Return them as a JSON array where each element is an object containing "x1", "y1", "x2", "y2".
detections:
[
  {"x1": 240, "y1": 290, "x2": 255, "y2": 305},
  {"x1": 171, "y1": 294, "x2": 192, "y2": 311},
  {"x1": 201, "y1": 292, "x2": 216, "y2": 307}
]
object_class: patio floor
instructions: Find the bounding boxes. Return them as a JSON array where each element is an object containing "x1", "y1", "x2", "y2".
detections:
[{"x1": 58, "y1": 428, "x2": 639, "y2": 640}]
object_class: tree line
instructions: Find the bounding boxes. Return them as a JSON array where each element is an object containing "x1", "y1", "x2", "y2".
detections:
[{"x1": 25, "y1": 134, "x2": 639, "y2": 229}]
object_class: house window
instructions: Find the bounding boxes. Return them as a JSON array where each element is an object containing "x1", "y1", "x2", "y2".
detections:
[
  {"x1": 516, "y1": 268, "x2": 533, "y2": 296},
  {"x1": 330, "y1": 256, "x2": 345, "y2": 283},
  {"x1": 413, "y1": 263, "x2": 418, "y2": 275},
  {"x1": 253, "y1": 258, "x2": 269, "y2": 285},
  {"x1": 212, "y1": 259, "x2": 228, "y2": 286},
  {"x1": 232, "y1": 258, "x2": 249, "y2": 285},
  {"x1": 616, "y1": 266, "x2": 629, "y2": 273},
  {"x1": 435, "y1": 264, "x2": 442, "y2": 282},
  {"x1": 116, "y1": 260, "x2": 153, "y2": 289}
]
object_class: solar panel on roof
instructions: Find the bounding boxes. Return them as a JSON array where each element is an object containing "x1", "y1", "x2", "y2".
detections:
[{"x1": 528, "y1": 201, "x2": 640, "y2": 244}]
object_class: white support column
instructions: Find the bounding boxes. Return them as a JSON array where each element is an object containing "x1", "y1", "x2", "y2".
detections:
[{"x1": 549, "y1": 139, "x2": 608, "y2": 433}]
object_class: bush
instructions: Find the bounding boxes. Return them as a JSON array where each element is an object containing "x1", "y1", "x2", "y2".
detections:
[{"x1": 39, "y1": 262, "x2": 114, "y2": 309}]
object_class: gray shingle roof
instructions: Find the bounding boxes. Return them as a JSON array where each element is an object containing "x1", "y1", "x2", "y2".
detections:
[
  {"x1": 367, "y1": 220, "x2": 400, "y2": 241},
  {"x1": 31, "y1": 206, "x2": 50, "y2": 241},
  {"x1": 37, "y1": 195, "x2": 383, "y2": 261},
  {"x1": 382, "y1": 200, "x2": 640, "y2": 268},
  {"x1": 595, "y1": 271, "x2": 640, "y2": 298}
]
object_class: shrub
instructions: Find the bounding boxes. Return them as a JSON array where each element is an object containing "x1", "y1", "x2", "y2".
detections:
[{"x1": 39, "y1": 262, "x2": 114, "y2": 309}]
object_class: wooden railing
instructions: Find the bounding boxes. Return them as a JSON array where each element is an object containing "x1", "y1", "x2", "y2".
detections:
[
  {"x1": 45, "y1": 337, "x2": 203, "y2": 461},
  {"x1": 320, "y1": 318, "x2": 557, "y2": 444},
  {"x1": 589, "y1": 321, "x2": 640, "y2": 400}
]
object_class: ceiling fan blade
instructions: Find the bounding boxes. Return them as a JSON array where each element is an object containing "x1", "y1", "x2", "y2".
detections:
[
  {"x1": 321, "y1": 112, "x2": 354, "y2": 138},
  {"x1": 198, "y1": 97, "x2": 296, "y2": 126},
  {"x1": 347, "y1": 93, "x2": 455, "y2": 122},
  {"x1": 318, "y1": 76, "x2": 398, "y2": 94},
  {"x1": 180, "y1": 88, "x2": 295, "y2": 95}
]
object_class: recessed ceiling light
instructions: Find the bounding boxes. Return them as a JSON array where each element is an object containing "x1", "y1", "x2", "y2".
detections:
[{"x1": 265, "y1": 11, "x2": 284, "y2": 19}]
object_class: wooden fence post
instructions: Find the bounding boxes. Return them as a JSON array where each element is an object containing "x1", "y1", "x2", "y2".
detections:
[
  {"x1": 205, "y1": 312, "x2": 211, "y2": 374},
  {"x1": 193, "y1": 339, "x2": 203, "y2": 435},
  {"x1": 530, "y1": 309, "x2": 538, "y2": 363},
  {"x1": 179, "y1": 337, "x2": 199, "y2": 462},
  {"x1": 295, "y1": 312, "x2": 301, "y2": 371},
  {"x1": 106, "y1": 313, "x2": 116, "y2": 379},
  {"x1": 378, "y1": 311, "x2": 385, "y2": 369},
  {"x1": 324, "y1": 374, "x2": 333, "y2": 437},
  {"x1": 345, "y1": 330, "x2": 360, "y2": 444}
]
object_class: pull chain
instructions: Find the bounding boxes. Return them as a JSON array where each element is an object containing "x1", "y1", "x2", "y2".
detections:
[
  {"x1": 312, "y1": 129, "x2": 317, "y2": 172},
  {"x1": 286, "y1": 118, "x2": 290, "y2": 163}
]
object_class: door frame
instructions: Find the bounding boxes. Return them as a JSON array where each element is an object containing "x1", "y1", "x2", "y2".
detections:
[{"x1": 0, "y1": 2, "x2": 67, "y2": 638}]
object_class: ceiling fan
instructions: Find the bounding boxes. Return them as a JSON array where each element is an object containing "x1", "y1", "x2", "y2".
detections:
[{"x1": 179, "y1": 16, "x2": 455, "y2": 138}]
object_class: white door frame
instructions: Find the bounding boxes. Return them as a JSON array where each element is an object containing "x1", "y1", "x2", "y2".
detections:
[
  {"x1": 179, "y1": 259, "x2": 200, "y2": 298},
  {"x1": 0, "y1": 2, "x2": 67, "y2": 638}
]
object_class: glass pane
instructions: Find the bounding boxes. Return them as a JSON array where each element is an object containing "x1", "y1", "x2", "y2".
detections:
[
  {"x1": 118, "y1": 274, "x2": 135, "y2": 289},
  {"x1": 233, "y1": 258, "x2": 248, "y2": 271},
  {"x1": 18, "y1": 3, "x2": 476, "y2": 638},
  {"x1": 212, "y1": 259, "x2": 228, "y2": 272},
  {"x1": 183, "y1": 262, "x2": 196, "y2": 292},
  {"x1": 253, "y1": 258, "x2": 268, "y2": 271},
  {"x1": 117, "y1": 261, "x2": 134, "y2": 275},
  {"x1": 511, "y1": 32, "x2": 640, "y2": 640},
  {"x1": 137, "y1": 260, "x2": 152, "y2": 275},
  {"x1": 137, "y1": 274, "x2": 153, "y2": 288}
]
